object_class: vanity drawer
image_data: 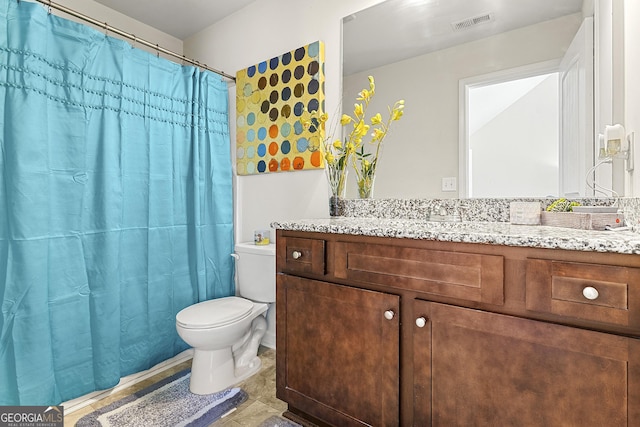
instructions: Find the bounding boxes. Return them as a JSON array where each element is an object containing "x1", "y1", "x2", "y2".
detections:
[
  {"x1": 334, "y1": 241, "x2": 504, "y2": 305},
  {"x1": 278, "y1": 237, "x2": 326, "y2": 276},
  {"x1": 526, "y1": 259, "x2": 640, "y2": 329}
]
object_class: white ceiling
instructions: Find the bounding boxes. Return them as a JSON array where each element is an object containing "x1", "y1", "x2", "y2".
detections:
[
  {"x1": 343, "y1": 0, "x2": 585, "y2": 75},
  {"x1": 92, "y1": 0, "x2": 584, "y2": 75}
]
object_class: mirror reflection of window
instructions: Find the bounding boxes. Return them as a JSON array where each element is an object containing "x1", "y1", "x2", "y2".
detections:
[{"x1": 467, "y1": 73, "x2": 559, "y2": 198}]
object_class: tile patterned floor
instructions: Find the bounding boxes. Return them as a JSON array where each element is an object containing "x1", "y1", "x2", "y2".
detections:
[{"x1": 64, "y1": 346, "x2": 286, "y2": 427}]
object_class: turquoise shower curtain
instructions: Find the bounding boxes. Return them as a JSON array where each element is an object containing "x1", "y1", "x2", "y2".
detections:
[{"x1": 0, "y1": 0, "x2": 234, "y2": 405}]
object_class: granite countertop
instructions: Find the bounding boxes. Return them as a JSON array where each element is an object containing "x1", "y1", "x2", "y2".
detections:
[{"x1": 271, "y1": 217, "x2": 640, "y2": 255}]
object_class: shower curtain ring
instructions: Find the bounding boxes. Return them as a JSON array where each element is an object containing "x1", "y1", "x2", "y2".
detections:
[
  {"x1": 132, "y1": 35, "x2": 136, "y2": 49},
  {"x1": 103, "y1": 22, "x2": 108, "y2": 36},
  {"x1": 47, "y1": 0, "x2": 51, "y2": 14},
  {"x1": 156, "y1": 44, "x2": 160, "y2": 58}
]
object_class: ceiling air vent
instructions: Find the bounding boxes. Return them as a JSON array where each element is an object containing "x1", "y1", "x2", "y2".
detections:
[{"x1": 451, "y1": 13, "x2": 493, "y2": 31}]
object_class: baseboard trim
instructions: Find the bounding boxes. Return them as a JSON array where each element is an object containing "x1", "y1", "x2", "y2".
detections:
[{"x1": 62, "y1": 349, "x2": 194, "y2": 413}]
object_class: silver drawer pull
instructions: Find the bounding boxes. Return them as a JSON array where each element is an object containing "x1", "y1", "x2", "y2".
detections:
[
  {"x1": 415, "y1": 317, "x2": 427, "y2": 328},
  {"x1": 292, "y1": 250, "x2": 302, "y2": 259},
  {"x1": 582, "y1": 286, "x2": 599, "y2": 300},
  {"x1": 384, "y1": 310, "x2": 395, "y2": 320}
]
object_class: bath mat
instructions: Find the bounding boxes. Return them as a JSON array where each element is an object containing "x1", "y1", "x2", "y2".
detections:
[
  {"x1": 75, "y1": 369, "x2": 247, "y2": 427},
  {"x1": 258, "y1": 415, "x2": 303, "y2": 427}
]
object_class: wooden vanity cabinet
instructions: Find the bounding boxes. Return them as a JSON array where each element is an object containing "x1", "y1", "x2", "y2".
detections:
[
  {"x1": 277, "y1": 274, "x2": 400, "y2": 426},
  {"x1": 413, "y1": 300, "x2": 638, "y2": 426},
  {"x1": 276, "y1": 230, "x2": 640, "y2": 426}
]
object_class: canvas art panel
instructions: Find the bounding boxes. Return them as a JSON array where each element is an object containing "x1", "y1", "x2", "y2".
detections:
[{"x1": 236, "y1": 41, "x2": 325, "y2": 175}]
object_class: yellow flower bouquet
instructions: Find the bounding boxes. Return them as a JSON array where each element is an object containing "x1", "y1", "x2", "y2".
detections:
[
  {"x1": 343, "y1": 76, "x2": 405, "y2": 198},
  {"x1": 300, "y1": 107, "x2": 352, "y2": 199},
  {"x1": 301, "y1": 75, "x2": 404, "y2": 200}
]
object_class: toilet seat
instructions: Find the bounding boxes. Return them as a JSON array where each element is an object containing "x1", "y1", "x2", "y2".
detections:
[{"x1": 176, "y1": 296, "x2": 254, "y2": 329}]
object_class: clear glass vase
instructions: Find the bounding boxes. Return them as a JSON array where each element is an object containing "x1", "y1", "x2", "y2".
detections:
[
  {"x1": 329, "y1": 195, "x2": 343, "y2": 216},
  {"x1": 357, "y1": 175, "x2": 375, "y2": 199},
  {"x1": 327, "y1": 166, "x2": 347, "y2": 199},
  {"x1": 327, "y1": 167, "x2": 347, "y2": 216}
]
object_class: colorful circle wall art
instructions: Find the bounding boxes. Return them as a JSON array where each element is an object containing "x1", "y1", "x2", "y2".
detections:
[{"x1": 235, "y1": 41, "x2": 325, "y2": 175}]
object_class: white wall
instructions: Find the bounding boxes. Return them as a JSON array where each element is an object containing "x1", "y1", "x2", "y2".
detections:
[
  {"x1": 183, "y1": 0, "x2": 385, "y2": 243},
  {"x1": 44, "y1": 0, "x2": 183, "y2": 56},
  {"x1": 343, "y1": 13, "x2": 581, "y2": 199}
]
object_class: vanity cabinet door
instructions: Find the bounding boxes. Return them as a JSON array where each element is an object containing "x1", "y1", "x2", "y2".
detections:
[
  {"x1": 276, "y1": 274, "x2": 400, "y2": 426},
  {"x1": 413, "y1": 300, "x2": 640, "y2": 426}
]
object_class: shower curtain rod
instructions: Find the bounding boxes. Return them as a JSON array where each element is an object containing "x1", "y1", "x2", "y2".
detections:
[{"x1": 31, "y1": 0, "x2": 235, "y2": 81}]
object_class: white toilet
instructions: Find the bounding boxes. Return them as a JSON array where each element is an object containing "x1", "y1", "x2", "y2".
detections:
[{"x1": 175, "y1": 242, "x2": 276, "y2": 394}]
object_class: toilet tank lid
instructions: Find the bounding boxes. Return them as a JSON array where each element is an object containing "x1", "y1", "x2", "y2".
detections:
[
  {"x1": 235, "y1": 242, "x2": 275, "y2": 256},
  {"x1": 176, "y1": 296, "x2": 253, "y2": 329}
]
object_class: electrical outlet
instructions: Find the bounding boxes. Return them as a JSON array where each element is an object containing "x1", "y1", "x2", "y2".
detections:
[{"x1": 442, "y1": 177, "x2": 457, "y2": 192}]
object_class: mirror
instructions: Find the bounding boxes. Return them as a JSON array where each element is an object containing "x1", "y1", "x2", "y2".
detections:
[{"x1": 341, "y1": 0, "x2": 624, "y2": 199}]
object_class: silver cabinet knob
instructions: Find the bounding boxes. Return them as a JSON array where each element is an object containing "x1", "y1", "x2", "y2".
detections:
[
  {"x1": 292, "y1": 250, "x2": 302, "y2": 259},
  {"x1": 582, "y1": 286, "x2": 599, "y2": 300},
  {"x1": 415, "y1": 317, "x2": 427, "y2": 328},
  {"x1": 384, "y1": 310, "x2": 395, "y2": 320}
]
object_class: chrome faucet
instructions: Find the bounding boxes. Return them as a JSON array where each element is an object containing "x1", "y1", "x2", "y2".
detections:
[
  {"x1": 428, "y1": 204, "x2": 448, "y2": 221},
  {"x1": 427, "y1": 203, "x2": 463, "y2": 222}
]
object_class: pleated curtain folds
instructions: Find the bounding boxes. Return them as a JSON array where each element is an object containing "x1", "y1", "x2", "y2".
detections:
[{"x1": 0, "y1": 0, "x2": 234, "y2": 404}]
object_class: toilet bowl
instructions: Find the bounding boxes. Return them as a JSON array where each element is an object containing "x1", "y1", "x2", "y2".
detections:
[
  {"x1": 176, "y1": 296, "x2": 268, "y2": 394},
  {"x1": 175, "y1": 242, "x2": 275, "y2": 394}
]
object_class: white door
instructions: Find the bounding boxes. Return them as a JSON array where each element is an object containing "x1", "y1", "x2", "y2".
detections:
[{"x1": 559, "y1": 17, "x2": 594, "y2": 196}]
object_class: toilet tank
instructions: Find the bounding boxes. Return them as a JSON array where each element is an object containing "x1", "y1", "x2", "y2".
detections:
[{"x1": 234, "y1": 242, "x2": 276, "y2": 303}]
